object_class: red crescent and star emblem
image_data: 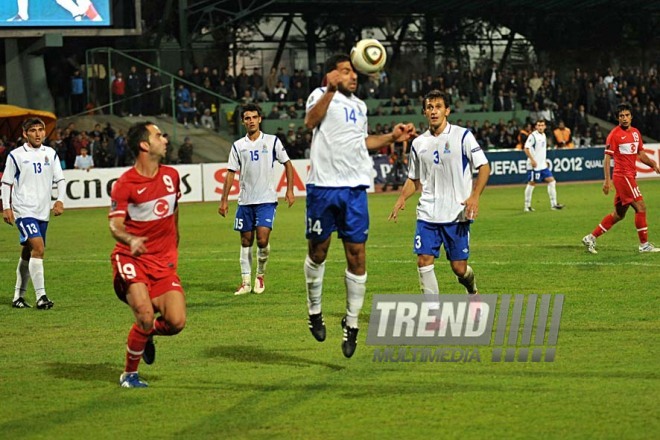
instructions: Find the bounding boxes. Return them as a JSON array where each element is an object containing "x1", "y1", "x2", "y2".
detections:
[{"x1": 153, "y1": 199, "x2": 170, "y2": 217}]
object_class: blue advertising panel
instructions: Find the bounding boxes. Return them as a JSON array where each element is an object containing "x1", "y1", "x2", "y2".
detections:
[
  {"x1": 485, "y1": 147, "x2": 607, "y2": 185},
  {"x1": 1, "y1": 0, "x2": 111, "y2": 27},
  {"x1": 372, "y1": 148, "x2": 608, "y2": 186}
]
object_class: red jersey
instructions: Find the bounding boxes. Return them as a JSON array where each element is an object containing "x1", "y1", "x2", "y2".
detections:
[
  {"x1": 605, "y1": 125, "x2": 643, "y2": 178},
  {"x1": 109, "y1": 165, "x2": 181, "y2": 273}
]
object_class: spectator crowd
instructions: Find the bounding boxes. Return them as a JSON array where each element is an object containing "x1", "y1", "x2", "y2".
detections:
[{"x1": 1, "y1": 60, "x2": 657, "y2": 170}]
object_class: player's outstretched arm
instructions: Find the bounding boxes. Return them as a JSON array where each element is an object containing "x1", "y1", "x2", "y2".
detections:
[
  {"x1": 388, "y1": 178, "x2": 419, "y2": 222},
  {"x1": 366, "y1": 123, "x2": 416, "y2": 151},
  {"x1": 109, "y1": 216, "x2": 148, "y2": 256}
]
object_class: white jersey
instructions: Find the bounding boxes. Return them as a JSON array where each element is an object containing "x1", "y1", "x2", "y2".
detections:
[
  {"x1": 306, "y1": 87, "x2": 371, "y2": 187},
  {"x1": 408, "y1": 124, "x2": 488, "y2": 224},
  {"x1": 524, "y1": 130, "x2": 549, "y2": 171},
  {"x1": 1, "y1": 143, "x2": 65, "y2": 221},
  {"x1": 228, "y1": 132, "x2": 290, "y2": 205}
]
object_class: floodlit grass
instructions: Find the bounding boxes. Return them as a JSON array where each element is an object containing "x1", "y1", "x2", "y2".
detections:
[{"x1": 1, "y1": 180, "x2": 659, "y2": 439}]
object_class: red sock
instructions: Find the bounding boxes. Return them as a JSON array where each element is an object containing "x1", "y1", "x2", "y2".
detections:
[
  {"x1": 86, "y1": 5, "x2": 99, "y2": 19},
  {"x1": 592, "y1": 214, "x2": 615, "y2": 238},
  {"x1": 153, "y1": 317, "x2": 174, "y2": 335},
  {"x1": 125, "y1": 324, "x2": 150, "y2": 373},
  {"x1": 635, "y1": 212, "x2": 648, "y2": 243}
]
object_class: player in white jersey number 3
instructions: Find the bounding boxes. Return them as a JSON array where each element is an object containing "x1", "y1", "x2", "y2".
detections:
[
  {"x1": 2, "y1": 118, "x2": 65, "y2": 310},
  {"x1": 389, "y1": 90, "x2": 490, "y2": 317}
]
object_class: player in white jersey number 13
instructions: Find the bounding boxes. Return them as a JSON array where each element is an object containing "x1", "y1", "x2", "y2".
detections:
[
  {"x1": 2, "y1": 118, "x2": 65, "y2": 310},
  {"x1": 389, "y1": 90, "x2": 490, "y2": 319},
  {"x1": 303, "y1": 53, "x2": 416, "y2": 358}
]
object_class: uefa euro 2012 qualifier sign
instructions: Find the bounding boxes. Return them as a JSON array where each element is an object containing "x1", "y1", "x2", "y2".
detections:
[{"x1": 368, "y1": 294, "x2": 563, "y2": 363}]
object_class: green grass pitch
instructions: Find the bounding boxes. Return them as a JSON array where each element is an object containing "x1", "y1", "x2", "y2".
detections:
[{"x1": 0, "y1": 180, "x2": 658, "y2": 439}]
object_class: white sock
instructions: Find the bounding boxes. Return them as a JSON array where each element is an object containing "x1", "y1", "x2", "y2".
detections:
[
  {"x1": 548, "y1": 181, "x2": 557, "y2": 206},
  {"x1": 304, "y1": 255, "x2": 325, "y2": 315},
  {"x1": 457, "y1": 265, "x2": 477, "y2": 294},
  {"x1": 14, "y1": 258, "x2": 30, "y2": 301},
  {"x1": 418, "y1": 264, "x2": 440, "y2": 310},
  {"x1": 345, "y1": 270, "x2": 367, "y2": 328},
  {"x1": 28, "y1": 258, "x2": 46, "y2": 300},
  {"x1": 256, "y1": 244, "x2": 270, "y2": 275},
  {"x1": 524, "y1": 184, "x2": 535, "y2": 208},
  {"x1": 17, "y1": 0, "x2": 29, "y2": 18},
  {"x1": 240, "y1": 246, "x2": 252, "y2": 284}
]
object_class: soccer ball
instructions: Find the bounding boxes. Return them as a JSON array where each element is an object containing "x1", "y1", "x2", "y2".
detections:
[{"x1": 350, "y1": 39, "x2": 387, "y2": 75}]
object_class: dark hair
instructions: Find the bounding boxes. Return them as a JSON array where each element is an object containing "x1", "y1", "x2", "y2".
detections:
[
  {"x1": 324, "y1": 54, "x2": 351, "y2": 75},
  {"x1": 421, "y1": 90, "x2": 450, "y2": 114},
  {"x1": 127, "y1": 121, "x2": 154, "y2": 156},
  {"x1": 22, "y1": 118, "x2": 45, "y2": 132},
  {"x1": 241, "y1": 103, "x2": 262, "y2": 119},
  {"x1": 616, "y1": 103, "x2": 632, "y2": 116},
  {"x1": 534, "y1": 119, "x2": 547, "y2": 124}
]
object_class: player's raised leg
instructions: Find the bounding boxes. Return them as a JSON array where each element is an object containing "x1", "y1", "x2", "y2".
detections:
[{"x1": 341, "y1": 241, "x2": 366, "y2": 358}]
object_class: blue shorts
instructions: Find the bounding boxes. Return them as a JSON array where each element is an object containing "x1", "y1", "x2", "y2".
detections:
[
  {"x1": 16, "y1": 217, "x2": 49, "y2": 246},
  {"x1": 305, "y1": 185, "x2": 369, "y2": 243},
  {"x1": 414, "y1": 220, "x2": 470, "y2": 261},
  {"x1": 527, "y1": 168, "x2": 553, "y2": 183},
  {"x1": 234, "y1": 203, "x2": 277, "y2": 232}
]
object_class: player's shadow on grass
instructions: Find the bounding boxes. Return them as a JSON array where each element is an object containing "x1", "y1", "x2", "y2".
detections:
[
  {"x1": 205, "y1": 345, "x2": 346, "y2": 371},
  {"x1": 45, "y1": 362, "x2": 132, "y2": 383}
]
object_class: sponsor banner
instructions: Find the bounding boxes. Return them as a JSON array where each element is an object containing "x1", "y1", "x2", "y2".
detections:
[
  {"x1": 202, "y1": 159, "x2": 374, "y2": 202},
  {"x1": 485, "y1": 143, "x2": 660, "y2": 185},
  {"x1": 485, "y1": 146, "x2": 608, "y2": 185},
  {"x1": 201, "y1": 159, "x2": 310, "y2": 202},
  {"x1": 54, "y1": 164, "x2": 204, "y2": 209}
]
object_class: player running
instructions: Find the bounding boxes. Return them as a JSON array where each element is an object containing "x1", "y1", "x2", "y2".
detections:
[
  {"x1": 582, "y1": 103, "x2": 660, "y2": 254},
  {"x1": 109, "y1": 122, "x2": 186, "y2": 388}
]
